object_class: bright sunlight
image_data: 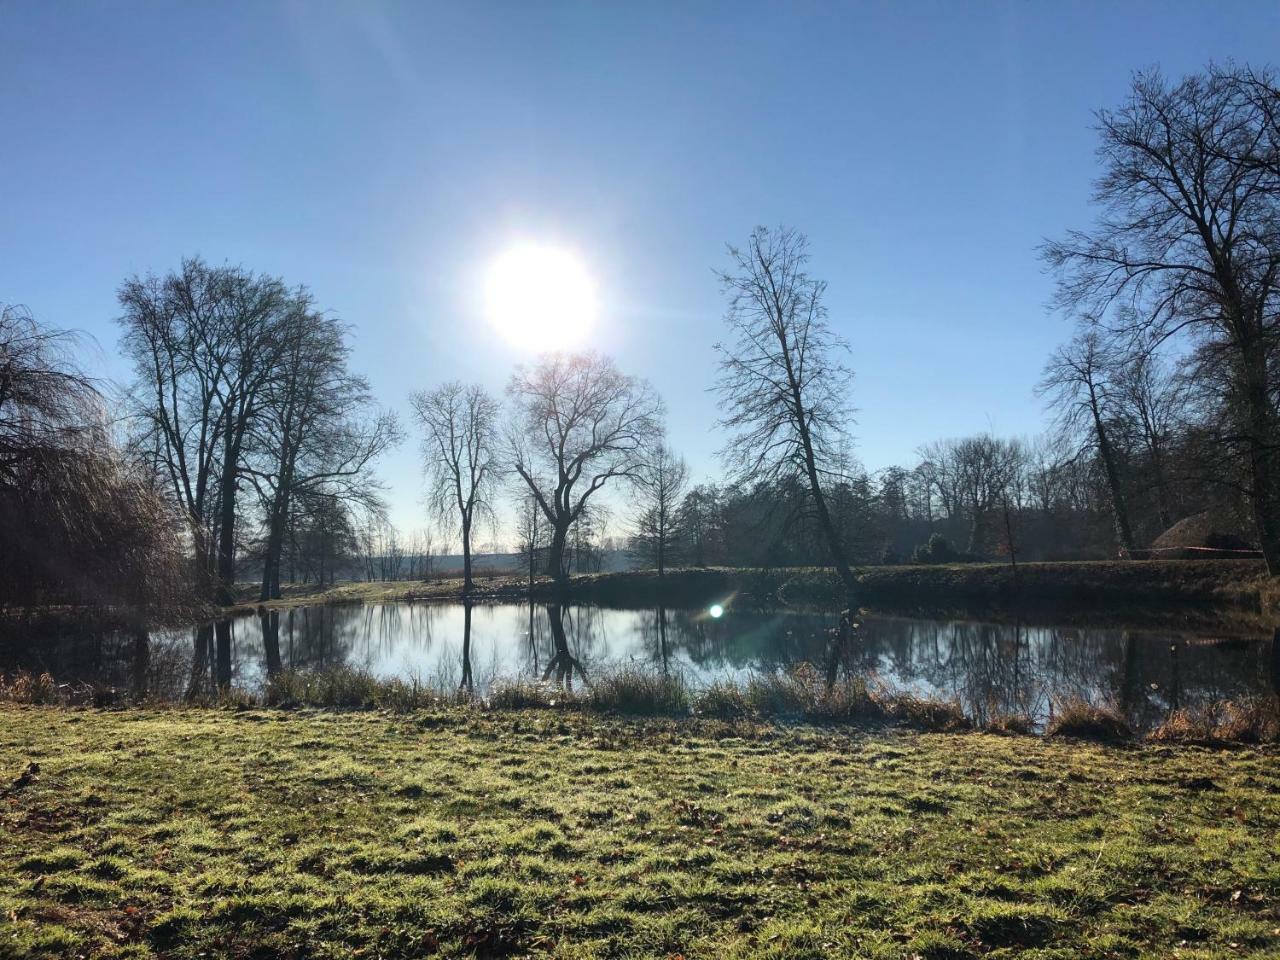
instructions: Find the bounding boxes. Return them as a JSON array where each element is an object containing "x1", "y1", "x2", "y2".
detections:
[{"x1": 484, "y1": 244, "x2": 597, "y2": 351}]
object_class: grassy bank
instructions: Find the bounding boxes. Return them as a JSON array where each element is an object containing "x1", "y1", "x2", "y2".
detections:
[
  {"x1": 7, "y1": 662, "x2": 1279, "y2": 744},
  {"x1": 235, "y1": 559, "x2": 1278, "y2": 623},
  {"x1": 3, "y1": 706, "x2": 1278, "y2": 958}
]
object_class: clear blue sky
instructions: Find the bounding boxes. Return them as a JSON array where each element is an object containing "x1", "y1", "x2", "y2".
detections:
[{"x1": 3, "y1": 1, "x2": 1277, "y2": 538}]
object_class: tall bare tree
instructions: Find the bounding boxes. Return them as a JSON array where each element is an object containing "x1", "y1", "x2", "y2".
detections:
[
  {"x1": 508, "y1": 352, "x2": 663, "y2": 590},
  {"x1": 251, "y1": 304, "x2": 399, "y2": 599},
  {"x1": 630, "y1": 443, "x2": 688, "y2": 578},
  {"x1": 714, "y1": 226, "x2": 858, "y2": 602},
  {"x1": 119, "y1": 259, "x2": 291, "y2": 603},
  {"x1": 1038, "y1": 329, "x2": 1136, "y2": 557},
  {"x1": 410, "y1": 382, "x2": 498, "y2": 593},
  {"x1": 1043, "y1": 66, "x2": 1280, "y2": 572}
]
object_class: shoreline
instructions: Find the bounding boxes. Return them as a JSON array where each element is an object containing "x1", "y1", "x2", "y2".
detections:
[{"x1": 224, "y1": 559, "x2": 1280, "y2": 631}]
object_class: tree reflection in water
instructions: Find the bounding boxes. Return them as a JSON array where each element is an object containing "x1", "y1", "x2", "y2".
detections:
[
  {"x1": 542, "y1": 604, "x2": 587, "y2": 689},
  {"x1": 459, "y1": 602, "x2": 473, "y2": 693},
  {"x1": 5, "y1": 604, "x2": 1278, "y2": 730}
]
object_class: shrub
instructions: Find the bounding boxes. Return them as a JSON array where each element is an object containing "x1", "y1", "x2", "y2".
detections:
[
  {"x1": 694, "y1": 681, "x2": 750, "y2": 718},
  {"x1": 487, "y1": 679, "x2": 567, "y2": 710},
  {"x1": 1148, "y1": 697, "x2": 1280, "y2": 744},
  {"x1": 263, "y1": 667, "x2": 443, "y2": 711},
  {"x1": 587, "y1": 668, "x2": 690, "y2": 716},
  {"x1": 1215, "y1": 697, "x2": 1280, "y2": 742},
  {"x1": 984, "y1": 710, "x2": 1036, "y2": 736},
  {"x1": 0, "y1": 670, "x2": 58, "y2": 704},
  {"x1": 879, "y1": 693, "x2": 971, "y2": 732},
  {"x1": 742, "y1": 664, "x2": 886, "y2": 724},
  {"x1": 911, "y1": 533, "x2": 966, "y2": 564},
  {"x1": 1045, "y1": 698, "x2": 1133, "y2": 742},
  {"x1": 1147, "y1": 708, "x2": 1214, "y2": 743}
]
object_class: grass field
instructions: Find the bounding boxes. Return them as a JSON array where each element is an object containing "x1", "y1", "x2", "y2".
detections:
[{"x1": 3, "y1": 705, "x2": 1278, "y2": 958}]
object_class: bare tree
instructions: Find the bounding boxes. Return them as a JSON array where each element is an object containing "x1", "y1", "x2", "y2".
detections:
[
  {"x1": 1113, "y1": 348, "x2": 1181, "y2": 530},
  {"x1": 1043, "y1": 66, "x2": 1280, "y2": 571},
  {"x1": 508, "y1": 352, "x2": 663, "y2": 591},
  {"x1": 567, "y1": 502, "x2": 611, "y2": 574},
  {"x1": 714, "y1": 226, "x2": 858, "y2": 602},
  {"x1": 118, "y1": 259, "x2": 292, "y2": 603},
  {"x1": 1038, "y1": 328, "x2": 1136, "y2": 557},
  {"x1": 630, "y1": 443, "x2": 688, "y2": 577},
  {"x1": 919, "y1": 435, "x2": 1026, "y2": 557},
  {"x1": 513, "y1": 491, "x2": 547, "y2": 594},
  {"x1": 250, "y1": 305, "x2": 399, "y2": 599},
  {"x1": 410, "y1": 382, "x2": 498, "y2": 593}
]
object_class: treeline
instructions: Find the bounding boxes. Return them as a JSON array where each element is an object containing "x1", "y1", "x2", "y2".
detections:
[
  {"x1": 118, "y1": 259, "x2": 400, "y2": 604},
  {"x1": 6, "y1": 62, "x2": 1280, "y2": 619},
  {"x1": 1039, "y1": 64, "x2": 1280, "y2": 571},
  {"x1": 1, "y1": 259, "x2": 402, "y2": 620},
  {"x1": 616, "y1": 425, "x2": 1241, "y2": 572}
]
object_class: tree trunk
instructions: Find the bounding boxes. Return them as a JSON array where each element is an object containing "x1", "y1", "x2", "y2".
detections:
[
  {"x1": 547, "y1": 521, "x2": 570, "y2": 592},
  {"x1": 798, "y1": 425, "x2": 858, "y2": 603},
  {"x1": 460, "y1": 602, "x2": 474, "y2": 692},
  {"x1": 1149, "y1": 442, "x2": 1173, "y2": 531},
  {"x1": 259, "y1": 547, "x2": 281, "y2": 603},
  {"x1": 461, "y1": 515, "x2": 474, "y2": 593},
  {"x1": 1242, "y1": 345, "x2": 1280, "y2": 574},
  {"x1": 216, "y1": 406, "x2": 239, "y2": 605},
  {"x1": 259, "y1": 496, "x2": 289, "y2": 600},
  {"x1": 1270, "y1": 625, "x2": 1280, "y2": 698},
  {"x1": 966, "y1": 512, "x2": 984, "y2": 557},
  {"x1": 790, "y1": 383, "x2": 858, "y2": 606},
  {"x1": 1090, "y1": 404, "x2": 1135, "y2": 558},
  {"x1": 214, "y1": 619, "x2": 232, "y2": 690},
  {"x1": 261, "y1": 609, "x2": 282, "y2": 677},
  {"x1": 130, "y1": 627, "x2": 150, "y2": 701}
]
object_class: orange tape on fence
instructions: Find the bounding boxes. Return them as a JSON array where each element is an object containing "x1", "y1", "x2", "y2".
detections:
[{"x1": 1146, "y1": 545, "x2": 1263, "y2": 554}]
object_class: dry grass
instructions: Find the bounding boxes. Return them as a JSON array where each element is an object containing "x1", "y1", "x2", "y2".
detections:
[
  {"x1": 0, "y1": 671, "x2": 58, "y2": 705},
  {"x1": 877, "y1": 693, "x2": 971, "y2": 732},
  {"x1": 1046, "y1": 698, "x2": 1135, "y2": 742},
  {"x1": 983, "y1": 710, "x2": 1037, "y2": 736},
  {"x1": 1149, "y1": 696, "x2": 1280, "y2": 745},
  {"x1": 5, "y1": 663, "x2": 1277, "y2": 745}
]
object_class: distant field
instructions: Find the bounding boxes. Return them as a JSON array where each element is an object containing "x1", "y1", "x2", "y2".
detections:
[{"x1": 2, "y1": 706, "x2": 1278, "y2": 958}]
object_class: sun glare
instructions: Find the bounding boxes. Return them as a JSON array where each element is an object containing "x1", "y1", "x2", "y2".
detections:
[{"x1": 484, "y1": 244, "x2": 596, "y2": 351}]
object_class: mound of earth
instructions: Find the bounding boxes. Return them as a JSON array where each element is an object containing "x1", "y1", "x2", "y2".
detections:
[{"x1": 1151, "y1": 511, "x2": 1260, "y2": 559}]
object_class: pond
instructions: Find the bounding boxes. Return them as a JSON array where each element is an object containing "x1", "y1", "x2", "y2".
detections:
[{"x1": 5, "y1": 601, "x2": 1278, "y2": 731}]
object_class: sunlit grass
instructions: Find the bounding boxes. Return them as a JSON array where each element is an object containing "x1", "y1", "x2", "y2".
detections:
[{"x1": 1, "y1": 705, "x2": 1277, "y2": 958}]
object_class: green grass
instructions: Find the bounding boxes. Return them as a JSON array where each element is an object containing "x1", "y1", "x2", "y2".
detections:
[{"x1": 2, "y1": 706, "x2": 1279, "y2": 958}]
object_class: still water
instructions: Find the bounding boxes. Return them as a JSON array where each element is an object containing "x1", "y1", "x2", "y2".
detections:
[{"x1": 6, "y1": 602, "x2": 1278, "y2": 731}]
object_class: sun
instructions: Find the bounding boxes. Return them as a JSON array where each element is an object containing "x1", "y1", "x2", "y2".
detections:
[{"x1": 484, "y1": 244, "x2": 597, "y2": 351}]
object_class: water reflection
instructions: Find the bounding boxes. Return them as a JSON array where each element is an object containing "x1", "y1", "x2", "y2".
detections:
[{"x1": 3, "y1": 603, "x2": 1277, "y2": 731}]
